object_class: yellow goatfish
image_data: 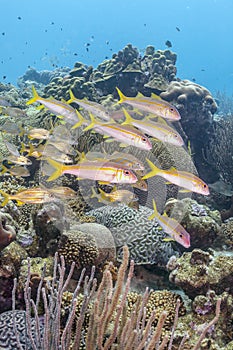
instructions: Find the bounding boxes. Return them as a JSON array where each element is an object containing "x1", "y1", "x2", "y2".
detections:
[
  {"x1": 122, "y1": 109, "x2": 184, "y2": 146},
  {"x1": 116, "y1": 87, "x2": 181, "y2": 120},
  {"x1": 46, "y1": 158, "x2": 138, "y2": 184},
  {"x1": 142, "y1": 158, "x2": 209, "y2": 195},
  {"x1": 0, "y1": 187, "x2": 56, "y2": 206},
  {"x1": 67, "y1": 90, "x2": 111, "y2": 121},
  {"x1": 26, "y1": 86, "x2": 81, "y2": 125},
  {"x1": 148, "y1": 199, "x2": 190, "y2": 248},
  {"x1": 73, "y1": 114, "x2": 152, "y2": 150}
]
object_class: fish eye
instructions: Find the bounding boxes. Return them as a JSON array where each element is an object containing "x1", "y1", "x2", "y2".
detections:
[
  {"x1": 179, "y1": 233, "x2": 183, "y2": 238},
  {"x1": 170, "y1": 108, "x2": 174, "y2": 112},
  {"x1": 141, "y1": 137, "x2": 147, "y2": 143},
  {"x1": 123, "y1": 170, "x2": 130, "y2": 176},
  {"x1": 203, "y1": 184, "x2": 207, "y2": 188}
]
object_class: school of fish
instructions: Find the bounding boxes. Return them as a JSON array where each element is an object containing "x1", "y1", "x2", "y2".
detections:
[{"x1": 0, "y1": 86, "x2": 210, "y2": 247}]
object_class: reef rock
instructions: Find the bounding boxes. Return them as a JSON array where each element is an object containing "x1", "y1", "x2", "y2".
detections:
[{"x1": 167, "y1": 249, "x2": 233, "y2": 298}]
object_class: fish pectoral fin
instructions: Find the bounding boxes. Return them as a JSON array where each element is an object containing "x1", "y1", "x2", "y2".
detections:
[
  {"x1": 163, "y1": 237, "x2": 175, "y2": 242},
  {"x1": 179, "y1": 189, "x2": 192, "y2": 193},
  {"x1": 16, "y1": 200, "x2": 25, "y2": 206}
]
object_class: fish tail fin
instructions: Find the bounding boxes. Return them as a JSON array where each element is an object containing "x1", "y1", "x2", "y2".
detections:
[
  {"x1": 26, "y1": 85, "x2": 40, "y2": 105},
  {"x1": 116, "y1": 87, "x2": 127, "y2": 104},
  {"x1": 46, "y1": 158, "x2": 64, "y2": 181},
  {"x1": 1, "y1": 165, "x2": 8, "y2": 175},
  {"x1": 67, "y1": 89, "x2": 76, "y2": 104},
  {"x1": 71, "y1": 110, "x2": 86, "y2": 130},
  {"x1": 83, "y1": 113, "x2": 99, "y2": 132},
  {"x1": 0, "y1": 190, "x2": 9, "y2": 206},
  {"x1": 148, "y1": 199, "x2": 159, "y2": 220},
  {"x1": 121, "y1": 108, "x2": 134, "y2": 125},
  {"x1": 142, "y1": 159, "x2": 160, "y2": 180},
  {"x1": 90, "y1": 187, "x2": 98, "y2": 199}
]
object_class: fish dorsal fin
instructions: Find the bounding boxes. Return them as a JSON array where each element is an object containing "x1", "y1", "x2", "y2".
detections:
[
  {"x1": 169, "y1": 166, "x2": 177, "y2": 172},
  {"x1": 136, "y1": 92, "x2": 145, "y2": 98},
  {"x1": 151, "y1": 93, "x2": 162, "y2": 100}
]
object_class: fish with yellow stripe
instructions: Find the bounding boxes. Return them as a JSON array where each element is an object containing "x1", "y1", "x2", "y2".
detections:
[
  {"x1": 116, "y1": 87, "x2": 181, "y2": 120},
  {"x1": 0, "y1": 187, "x2": 56, "y2": 206},
  {"x1": 148, "y1": 199, "x2": 190, "y2": 248},
  {"x1": 73, "y1": 113, "x2": 152, "y2": 150},
  {"x1": 46, "y1": 158, "x2": 138, "y2": 184},
  {"x1": 142, "y1": 158, "x2": 209, "y2": 195},
  {"x1": 26, "y1": 86, "x2": 83, "y2": 126},
  {"x1": 122, "y1": 108, "x2": 184, "y2": 146}
]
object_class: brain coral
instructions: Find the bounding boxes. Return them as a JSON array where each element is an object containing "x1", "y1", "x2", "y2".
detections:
[{"x1": 86, "y1": 204, "x2": 179, "y2": 266}]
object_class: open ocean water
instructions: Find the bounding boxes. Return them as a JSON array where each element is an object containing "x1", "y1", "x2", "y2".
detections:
[{"x1": 1, "y1": 0, "x2": 233, "y2": 95}]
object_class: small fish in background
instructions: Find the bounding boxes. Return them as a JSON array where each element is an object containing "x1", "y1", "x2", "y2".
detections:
[
  {"x1": 0, "y1": 98, "x2": 11, "y2": 107},
  {"x1": 116, "y1": 87, "x2": 181, "y2": 121},
  {"x1": 42, "y1": 185, "x2": 77, "y2": 199},
  {"x1": 1, "y1": 164, "x2": 30, "y2": 177},
  {"x1": 142, "y1": 158, "x2": 210, "y2": 195},
  {"x1": 27, "y1": 128, "x2": 51, "y2": 140},
  {"x1": 165, "y1": 40, "x2": 172, "y2": 48},
  {"x1": 0, "y1": 120, "x2": 24, "y2": 136},
  {"x1": 0, "y1": 106, "x2": 26, "y2": 118},
  {"x1": 7, "y1": 154, "x2": 32, "y2": 166},
  {"x1": 0, "y1": 187, "x2": 56, "y2": 206},
  {"x1": 176, "y1": 26, "x2": 181, "y2": 32},
  {"x1": 148, "y1": 199, "x2": 190, "y2": 248},
  {"x1": 91, "y1": 186, "x2": 138, "y2": 207},
  {"x1": 208, "y1": 179, "x2": 233, "y2": 197}
]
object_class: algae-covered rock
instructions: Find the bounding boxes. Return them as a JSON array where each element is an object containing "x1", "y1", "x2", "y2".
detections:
[{"x1": 168, "y1": 249, "x2": 233, "y2": 298}]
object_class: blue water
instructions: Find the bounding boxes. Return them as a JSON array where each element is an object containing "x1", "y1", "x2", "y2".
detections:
[{"x1": 1, "y1": 0, "x2": 233, "y2": 94}]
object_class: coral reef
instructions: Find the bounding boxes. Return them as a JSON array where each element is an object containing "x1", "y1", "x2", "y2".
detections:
[
  {"x1": 168, "y1": 249, "x2": 233, "y2": 299},
  {"x1": 87, "y1": 204, "x2": 179, "y2": 266},
  {"x1": 0, "y1": 212, "x2": 16, "y2": 251}
]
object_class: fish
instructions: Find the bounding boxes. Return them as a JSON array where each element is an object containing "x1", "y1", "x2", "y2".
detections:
[
  {"x1": 46, "y1": 158, "x2": 138, "y2": 184},
  {"x1": 122, "y1": 109, "x2": 184, "y2": 146},
  {"x1": 116, "y1": 87, "x2": 181, "y2": 121},
  {"x1": 132, "y1": 178, "x2": 148, "y2": 191},
  {"x1": 165, "y1": 40, "x2": 172, "y2": 48},
  {"x1": 208, "y1": 179, "x2": 233, "y2": 197},
  {"x1": 148, "y1": 199, "x2": 190, "y2": 248},
  {"x1": 27, "y1": 128, "x2": 50, "y2": 140},
  {"x1": 0, "y1": 187, "x2": 56, "y2": 206},
  {"x1": 91, "y1": 186, "x2": 138, "y2": 205},
  {"x1": 0, "y1": 106, "x2": 26, "y2": 118},
  {"x1": 26, "y1": 86, "x2": 80, "y2": 125},
  {"x1": 84, "y1": 150, "x2": 145, "y2": 172},
  {"x1": 67, "y1": 90, "x2": 111, "y2": 121},
  {"x1": 7, "y1": 155, "x2": 32, "y2": 166},
  {"x1": 42, "y1": 185, "x2": 77, "y2": 199},
  {"x1": 1, "y1": 165, "x2": 30, "y2": 177},
  {"x1": 0, "y1": 121, "x2": 24, "y2": 136},
  {"x1": 142, "y1": 158, "x2": 209, "y2": 195},
  {"x1": 0, "y1": 98, "x2": 11, "y2": 107},
  {"x1": 76, "y1": 114, "x2": 152, "y2": 150}
]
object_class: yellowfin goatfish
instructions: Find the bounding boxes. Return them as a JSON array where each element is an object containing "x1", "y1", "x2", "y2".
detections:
[
  {"x1": 142, "y1": 158, "x2": 209, "y2": 195},
  {"x1": 91, "y1": 186, "x2": 138, "y2": 205},
  {"x1": 67, "y1": 90, "x2": 111, "y2": 121},
  {"x1": 27, "y1": 128, "x2": 50, "y2": 140},
  {"x1": 116, "y1": 87, "x2": 181, "y2": 121},
  {"x1": 148, "y1": 199, "x2": 190, "y2": 248},
  {"x1": 46, "y1": 158, "x2": 138, "y2": 184},
  {"x1": 122, "y1": 109, "x2": 184, "y2": 146},
  {"x1": 0, "y1": 187, "x2": 56, "y2": 206},
  {"x1": 75, "y1": 114, "x2": 152, "y2": 150},
  {"x1": 26, "y1": 86, "x2": 80, "y2": 125}
]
